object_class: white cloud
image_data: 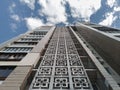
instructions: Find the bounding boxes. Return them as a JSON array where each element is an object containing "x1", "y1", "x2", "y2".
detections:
[
  {"x1": 99, "y1": 12, "x2": 117, "y2": 26},
  {"x1": 99, "y1": 0, "x2": 120, "y2": 27},
  {"x1": 114, "y1": 7, "x2": 120, "y2": 11},
  {"x1": 38, "y1": 0, "x2": 67, "y2": 24},
  {"x1": 22, "y1": 0, "x2": 102, "y2": 27},
  {"x1": 20, "y1": 0, "x2": 35, "y2": 10},
  {"x1": 66, "y1": 0, "x2": 101, "y2": 21},
  {"x1": 25, "y1": 17, "x2": 44, "y2": 30},
  {"x1": 9, "y1": 2, "x2": 16, "y2": 13},
  {"x1": 37, "y1": 0, "x2": 101, "y2": 24},
  {"x1": 10, "y1": 14, "x2": 20, "y2": 22},
  {"x1": 10, "y1": 23, "x2": 17, "y2": 32},
  {"x1": 106, "y1": 0, "x2": 116, "y2": 8}
]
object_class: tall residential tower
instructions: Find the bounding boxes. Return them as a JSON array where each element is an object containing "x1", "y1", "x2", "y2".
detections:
[{"x1": 0, "y1": 23, "x2": 120, "y2": 90}]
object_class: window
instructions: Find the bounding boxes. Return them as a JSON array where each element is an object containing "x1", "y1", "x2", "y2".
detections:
[
  {"x1": 0, "y1": 53, "x2": 26, "y2": 61},
  {"x1": 20, "y1": 38, "x2": 41, "y2": 42},
  {"x1": 1, "y1": 47, "x2": 33, "y2": 52},
  {"x1": 115, "y1": 35, "x2": 120, "y2": 38},
  {"x1": 0, "y1": 66, "x2": 15, "y2": 80},
  {"x1": 13, "y1": 42, "x2": 38, "y2": 45},
  {"x1": 30, "y1": 31, "x2": 47, "y2": 35},
  {"x1": 26, "y1": 35, "x2": 43, "y2": 38},
  {"x1": 93, "y1": 26, "x2": 120, "y2": 33}
]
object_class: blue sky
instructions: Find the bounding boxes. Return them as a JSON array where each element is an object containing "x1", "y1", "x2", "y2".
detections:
[{"x1": 0, "y1": 0, "x2": 120, "y2": 44}]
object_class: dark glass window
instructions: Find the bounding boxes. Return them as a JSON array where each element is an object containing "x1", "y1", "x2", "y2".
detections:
[{"x1": 0, "y1": 66, "x2": 15, "y2": 80}]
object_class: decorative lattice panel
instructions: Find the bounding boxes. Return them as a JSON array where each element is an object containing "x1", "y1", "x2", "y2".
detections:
[{"x1": 29, "y1": 27, "x2": 93, "y2": 90}]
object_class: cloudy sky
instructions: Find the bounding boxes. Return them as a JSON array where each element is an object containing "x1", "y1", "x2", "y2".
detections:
[{"x1": 0, "y1": 0, "x2": 120, "y2": 43}]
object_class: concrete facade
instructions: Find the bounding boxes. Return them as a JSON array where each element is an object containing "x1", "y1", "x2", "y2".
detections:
[
  {"x1": 75, "y1": 22, "x2": 120, "y2": 76},
  {"x1": 0, "y1": 24, "x2": 120, "y2": 90}
]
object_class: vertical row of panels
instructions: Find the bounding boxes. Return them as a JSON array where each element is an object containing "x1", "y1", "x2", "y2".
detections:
[{"x1": 29, "y1": 27, "x2": 93, "y2": 90}]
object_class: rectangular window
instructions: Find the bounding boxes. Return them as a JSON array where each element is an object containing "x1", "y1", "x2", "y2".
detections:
[
  {"x1": 93, "y1": 26, "x2": 120, "y2": 33},
  {"x1": 0, "y1": 53, "x2": 26, "y2": 61},
  {"x1": 115, "y1": 35, "x2": 120, "y2": 38},
  {"x1": 1, "y1": 47, "x2": 33, "y2": 53},
  {"x1": 13, "y1": 42, "x2": 38, "y2": 45},
  {"x1": 30, "y1": 31, "x2": 47, "y2": 35},
  {"x1": 0, "y1": 66, "x2": 15, "y2": 82},
  {"x1": 20, "y1": 38, "x2": 41, "y2": 42}
]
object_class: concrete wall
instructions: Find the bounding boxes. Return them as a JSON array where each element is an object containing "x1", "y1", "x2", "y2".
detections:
[
  {"x1": 0, "y1": 66, "x2": 32, "y2": 90},
  {"x1": 75, "y1": 24, "x2": 120, "y2": 75},
  {"x1": 0, "y1": 26, "x2": 55, "y2": 90}
]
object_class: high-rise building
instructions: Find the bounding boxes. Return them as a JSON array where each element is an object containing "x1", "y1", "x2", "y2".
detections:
[{"x1": 0, "y1": 23, "x2": 120, "y2": 90}]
